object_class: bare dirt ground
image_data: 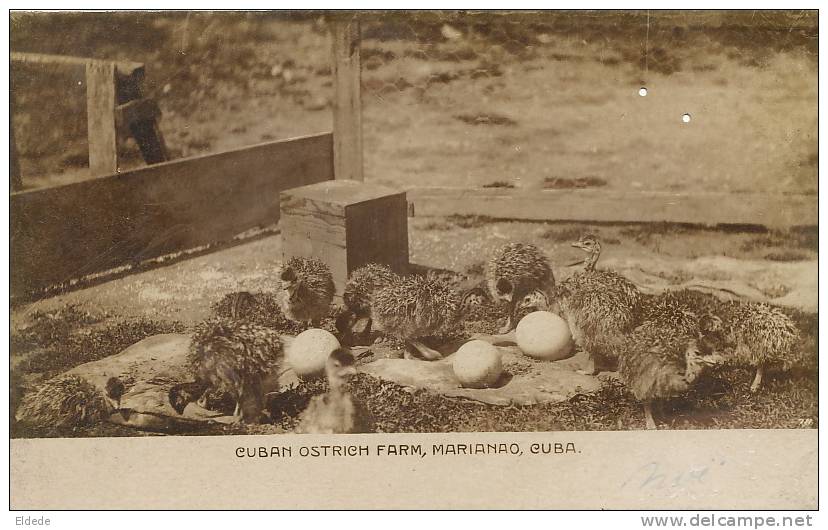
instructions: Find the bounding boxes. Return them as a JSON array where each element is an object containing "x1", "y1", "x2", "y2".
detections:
[{"x1": 11, "y1": 11, "x2": 817, "y2": 195}]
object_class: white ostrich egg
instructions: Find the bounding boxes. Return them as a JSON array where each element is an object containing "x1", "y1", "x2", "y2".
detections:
[
  {"x1": 515, "y1": 311, "x2": 574, "y2": 361},
  {"x1": 286, "y1": 329, "x2": 341, "y2": 380},
  {"x1": 452, "y1": 340, "x2": 503, "y2": 389}
]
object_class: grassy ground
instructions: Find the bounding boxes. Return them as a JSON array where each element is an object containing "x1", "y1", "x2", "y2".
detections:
[{"x1": 11, "y1": 11, "x2": 817, "y2": 195}]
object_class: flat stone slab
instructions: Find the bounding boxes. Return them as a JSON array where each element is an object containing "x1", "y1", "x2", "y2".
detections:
[
  {"x1": 64, "y1": 333, "x2": 299, "y2": 432},
  {"x1": 359, "y1": 347, "x2": 601, "y2": 406},
  {"x1": 603, "y1": 255, "x2": 817, "y2": 312}
]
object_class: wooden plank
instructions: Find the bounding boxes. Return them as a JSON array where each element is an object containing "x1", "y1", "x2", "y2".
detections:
[
  {"x1": 407, "y1": 187, "x2": 817, "y2": 229},
  {"x1": 11, "y1": 133, "x2": 334, "y2": 297},
  {"x1": 331, "y1": 17, "x2": 363, "y2": 181},
  {"x1": 11, "y1": 52, "x2": 143, "y2": 78},
  {"x1": 86, "y1": 61, "x2": 119, "y2": 176}
]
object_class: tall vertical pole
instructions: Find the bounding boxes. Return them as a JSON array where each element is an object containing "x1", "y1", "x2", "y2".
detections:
[{"x1": 331, "y1": 16, "x2": 363, "y2": 181}]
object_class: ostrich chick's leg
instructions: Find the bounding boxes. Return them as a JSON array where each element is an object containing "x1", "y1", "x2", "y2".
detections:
[
  {"x1": 750, "y1": 364, "x2": 765, "y2": 393},
  {"x1": 408, "y1": 340, "x2": 443, "y2": 361},
  {"x1": 238, "y1": 377, "x2": 264, "y2": 424},
  {"x1": 577, "y1": 355, "x2": 598, "y2": 376},
  {"x1": 644, "y1": 401, "x2": 657, "y2": 430},
  {"x1": 497, "y1": 314, "x2": 514, "y2": 334},
  {"x1": 232, "y1": 381, "x2": 244, "y2": 421}
]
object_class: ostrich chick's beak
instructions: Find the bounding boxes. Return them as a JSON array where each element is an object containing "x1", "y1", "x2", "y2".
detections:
[
  {"x1": 341, "y1": 365, "x2": 358, "y2": 378},
  {"x1": 700, "y1": 354, "x2": 725, "y2": 366}
]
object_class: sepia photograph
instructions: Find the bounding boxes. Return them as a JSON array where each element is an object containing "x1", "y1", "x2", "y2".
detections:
[{"x1": 7, "y1": 7, "x2": 819, "y2": 511}]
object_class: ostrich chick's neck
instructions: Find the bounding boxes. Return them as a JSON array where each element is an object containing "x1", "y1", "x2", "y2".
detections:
[{"x1": 583, "y1": 250, "x2": 600, "y2": 271}]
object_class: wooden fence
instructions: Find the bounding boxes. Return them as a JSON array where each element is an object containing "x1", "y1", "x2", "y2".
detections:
[
  {"x1": 11, "y1": 133, "x2": 334, "y2": 297},
  {"x1": 10, "y1": 52, "x2": 168, "y2": 187},
  {"x1": 9, "y1": 16, "x2": 817, "y2": 298}
]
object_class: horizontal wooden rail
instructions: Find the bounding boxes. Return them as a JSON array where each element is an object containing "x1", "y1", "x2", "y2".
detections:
[
  {"x1": 407, "y1": 187, "x2": 817, "y2": 229},
  {"x1": 11, "y1": 133, "x2": 334, "y2": 297},
  {"x1": 11, "y1": 51, "x2": 144, "y2": 77}
]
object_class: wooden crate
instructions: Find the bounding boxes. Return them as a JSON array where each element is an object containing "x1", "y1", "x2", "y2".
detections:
[{"x1": 280, "y1": 180, "x2": 409, "y2": 297}]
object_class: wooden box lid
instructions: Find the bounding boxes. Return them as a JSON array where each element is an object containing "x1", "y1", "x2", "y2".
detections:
[{"x1": 280, "y1": 179, "x2": 405, "y2": 217}]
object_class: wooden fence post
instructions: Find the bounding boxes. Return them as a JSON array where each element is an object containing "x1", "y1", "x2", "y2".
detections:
[
  {"x1": 86, "y1": 61, "x2": 119, "y2": 176},
  {"x1": 331, "y1": 17, "x2": 363, "y2": 181},
  {"x1": 11, "y1": 127, "x2": 23, "y2": 192}
]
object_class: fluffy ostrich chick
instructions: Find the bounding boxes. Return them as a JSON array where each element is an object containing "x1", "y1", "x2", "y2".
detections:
[
  {"x1": 645, "y1": 290, "x2": 802, "y2": 393},
  {"x1": 15, "y1": 375, "x2": 124, "y2": 430},
  {"x1": 618, "y1": 314, "x2": 725, "y2": 429},
  {"x1": 486, "y1": 242, "x2": 555, "y2": 333},
  {"x1": 296, "y1": 348, "x2": 359, "y2": 434},
  {"x1": 337, "y1": 263, "x2": 400, "y2": 340},
  {"x1": 553, "y1": 234, "x2": 641, "y2": 374},
  {"x1": 718, "y1": 301, "x2": 801, "y2": 392},
  {"x1": 371, "y1": 273, "x2": 462, "y2": 360},
  {"x1": 277, "y1": 257, "x2": 335, "y2": 325},
  {"x1": 169, "y1": 319, "x2": 284, "y2": 423}
]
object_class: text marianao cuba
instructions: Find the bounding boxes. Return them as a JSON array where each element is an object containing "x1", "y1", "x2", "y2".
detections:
[{"x1": 236, "y1": 442, "x2": 578, "y2": 458}]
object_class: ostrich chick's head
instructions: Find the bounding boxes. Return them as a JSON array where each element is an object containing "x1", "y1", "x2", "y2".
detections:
[
  {"x1": 280, "y1": 266, "x2": 303, "y2": 303},
  {"x1": 326, "y1": 348, "x2": 357, "y2": 390},
  {"x1": 459, "y1": 287, "x2": 489, "y2": 313},
  {"x1": 697, "y1": 313, "x2": 726, "y2": 356},
  {"x1": 104, "y1": 377, "x2": 126, "y2": 409},
  {"x1": 685, "y1": 314, "x2": 726, "y2": 383},
  {"x1": 168, "y1": 381, "x2": 210, "y2": 415},
  {"x1": 494, "y1": 278, "x2": 516, "y2": 303},
  {"x1": 571, "y1": 234, "x2": 602, "y2": 270}
]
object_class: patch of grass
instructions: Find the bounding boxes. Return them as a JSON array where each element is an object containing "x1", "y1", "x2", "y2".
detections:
[
  {"x1": 253, "y1": 361, "x2": 817, "y2": 434},
  {"x1": 543, "y1": 176, "x2": 607, "y2": 189},
  {"x1": 12, "y1": 304, "x2": 101, "y2": 352},
  {"x1": 764, "y1": 250, "x2": 811, "y2": 262},
  {"x1": 538, "y1": 225, "x2": 621, "y2": 245},
  {"x1": 482, "y1": 180, "x2": 515, "y2": 188},
  {"x1": 16, "y1": 318, "x2": 187, "y2": 378},
  {"x1": 446, "y1": 214, "x2": 498, "y2": 229},
  {"x1": 540, "y1": 226, "x2": 583, "y2": 243},
  {"x1": 740, "y1": 228, "x2": 818, "y2": 253},
  {"x1": 421, "y1": 220, "x2": 453, "y2": 231},
  {"x1": 454, "y1": 113, "x2": 517, "y2": 126}
]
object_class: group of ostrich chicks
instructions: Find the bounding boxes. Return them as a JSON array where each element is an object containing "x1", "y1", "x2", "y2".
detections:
[{"x1": 16, "y1": 234, "x2": 803, "y2": 432}]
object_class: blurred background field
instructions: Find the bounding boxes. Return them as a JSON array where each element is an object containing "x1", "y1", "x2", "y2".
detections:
[{"x1": 10, "y1": 10, "x2": 817, "y2": 194}]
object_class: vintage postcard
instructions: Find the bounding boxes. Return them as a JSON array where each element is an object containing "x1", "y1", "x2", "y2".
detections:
[{"x1": 8, "y1": 9, "x2": 818, "y2": 510}]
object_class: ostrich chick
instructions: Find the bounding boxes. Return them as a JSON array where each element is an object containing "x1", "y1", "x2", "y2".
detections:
[
  {"x1": 619, "y1": 314, "x2": 724, "y2": 429},
  {"x1": 371, "y1": 273, "x2": 461, "y2": 360},
  {"x1": 277, "y1": 257, "x2": 335, "y2": 325},
  {"x1": 553, "y1": 234, "x2": 642, "y2": 374},
  {"x1": 470, "y1": 288, "x2": 551, "y2": 344},
  {"x1": 296, "y1": 348, "x2": 358, "y2": 434},
  {"x1": 486, "y1": 242, "x2": 555, "y2": 333},
  {"x1": 338, "y1": 263, "x2": 400, "y2": 339},
  {"x1": 718, "y1": 301, "x2": 801, "y2": 393},
  {"x1": 15, "y1": 375, "x2": 117, "y2": 430},
  {"x1": 169, "y1": 319, "x2": 284, "y2": 423}
]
